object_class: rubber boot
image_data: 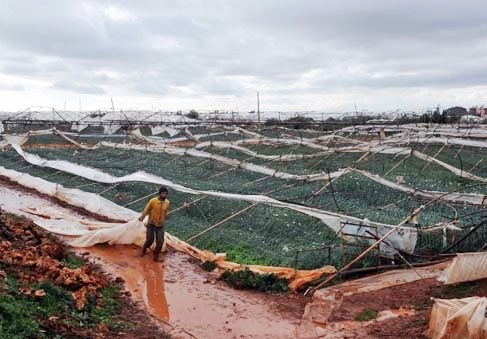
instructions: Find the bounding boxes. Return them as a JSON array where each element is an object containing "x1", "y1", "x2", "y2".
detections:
[{"x1": 139, "y1": 247, "x2": 147, "y2": 257}]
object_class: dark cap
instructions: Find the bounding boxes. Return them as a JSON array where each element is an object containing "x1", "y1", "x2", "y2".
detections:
[{"x1": 159, "y1": 186, "x2": 168, "y2": 193}]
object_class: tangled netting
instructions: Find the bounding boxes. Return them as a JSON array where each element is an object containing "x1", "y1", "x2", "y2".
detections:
[{"x1": 2, "y1": 123, "x2": 487, "y2": 275}]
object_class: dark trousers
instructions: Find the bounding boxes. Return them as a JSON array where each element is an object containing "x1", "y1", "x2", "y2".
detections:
[{"x1": 142, "y1": 224, "x2": 165, "y2": 258}]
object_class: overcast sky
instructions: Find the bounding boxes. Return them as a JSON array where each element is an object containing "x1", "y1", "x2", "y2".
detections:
[{"x1": 1, "y1": 0, "x2": 487, "y2": 113}]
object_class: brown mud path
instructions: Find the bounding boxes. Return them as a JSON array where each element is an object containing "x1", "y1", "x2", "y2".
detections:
[{"x1": 0, "y1": 182, "x2": 305, "y2": 338}]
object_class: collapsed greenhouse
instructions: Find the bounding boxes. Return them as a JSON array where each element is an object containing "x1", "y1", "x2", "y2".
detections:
[
  {"x1": 4, "y1": 110, "x2": 487, "y2": 338},
  {"x1": 2, "y1": 109, "x2": 487, "y2": 336}
]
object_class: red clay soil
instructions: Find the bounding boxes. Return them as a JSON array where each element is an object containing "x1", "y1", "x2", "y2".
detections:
[
  {"x1": 329, "y1": 277, "x2": 442, "y2": 322},
  {"x1": 327, "y1": 275, "x2": 487, "y2": 338},
  {"x1": 0, "y1": 210, "x2": 169, "y2": 338},
  {"x1": 79, "y1": 244, "x2": 309, "y2": 338}
]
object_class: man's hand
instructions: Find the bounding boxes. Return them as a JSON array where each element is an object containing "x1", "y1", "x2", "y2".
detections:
[{"x1": 138, "y1": 216, "x2": 144, "y2": 222}]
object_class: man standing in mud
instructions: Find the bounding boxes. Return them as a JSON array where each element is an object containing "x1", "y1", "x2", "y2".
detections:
[{"x1": 139, "y1": 186, "x2": 170, "y2": 262}]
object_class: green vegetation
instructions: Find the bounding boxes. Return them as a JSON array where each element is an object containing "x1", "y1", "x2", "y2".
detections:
[
  {"x1": 354, "y1": 308, "x2": 379, "y2": 322},
  {"x1": 220, "y1": 268, "x2": 289, "y2": 292},
  {"x1": 0, "y1": 275, "x2": 129, "y2": 338},
  {"x1": 200, "y1": 261, "x2": 217, "y2": 272},
  {"x1": 62, "y1": 252, "x2": 85, "y2": 269}
]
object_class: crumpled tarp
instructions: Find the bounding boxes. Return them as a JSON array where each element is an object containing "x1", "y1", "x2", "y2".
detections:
[
  {"x1": 428, "y1": 297, "x2": 487, "y2": 339},
  {"x1": 438, "y1": 252, "x2": 487, "y2": 285}
]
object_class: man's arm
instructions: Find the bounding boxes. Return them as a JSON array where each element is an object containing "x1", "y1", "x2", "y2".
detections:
[{"x1": 139, "y1": 200, "x2": 152, "y2": 221}]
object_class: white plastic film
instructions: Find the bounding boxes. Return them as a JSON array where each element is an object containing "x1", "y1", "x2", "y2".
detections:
[
  {"x1": 428, "y1": 297, "x2": 487, "y2": 339},
  {"x1": 439, "y1": 252, "x2": 487, "y2": 285}
]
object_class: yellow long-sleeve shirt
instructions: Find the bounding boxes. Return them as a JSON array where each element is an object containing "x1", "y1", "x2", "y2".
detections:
[{"x1": 140, "y1": 197, "x2": 170, "y2": 227}]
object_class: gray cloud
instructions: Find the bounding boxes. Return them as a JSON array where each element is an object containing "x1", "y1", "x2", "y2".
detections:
[
  {"x1": 52, "y1": 80, "x2": 105, "y2": 94},
  {"x1": 0, "y1": 0, "x2": 486, "y2": 111}
]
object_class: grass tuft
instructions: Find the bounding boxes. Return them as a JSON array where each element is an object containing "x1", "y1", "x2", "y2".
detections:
[
  {"x1": 354, "y1": 308, "x2": 378, "y2": 322},
  {"x1": 221, "y1": 268, "x2": 288, "y2": 292}
]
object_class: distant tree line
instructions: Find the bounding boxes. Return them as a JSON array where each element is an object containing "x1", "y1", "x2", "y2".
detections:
[
  {"x1": 185, "y1": 106, "x2": 476, "y2": 127},
  {"x1": 264, "y1": 106, "x2": 473, "y2": 127}
]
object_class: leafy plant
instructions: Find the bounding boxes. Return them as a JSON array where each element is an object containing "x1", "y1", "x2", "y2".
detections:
[
  {"x1": 200, "y1": 261, "x2": 217, "y2": 272},
  {"x1": 221, "y1": 268, "x2": 288, "y2": 292},
  {"x1": 62, "y1": 252, "x2": 85, "y2": 269},
  {"x1": 354, "y1": 308, "x2": 378, "y2": 322}
]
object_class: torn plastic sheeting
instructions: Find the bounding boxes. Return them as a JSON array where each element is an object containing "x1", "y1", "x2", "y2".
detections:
[
  {"x1": 438, "y1": 252, "x2": 487, "y2": 285},
  {"x1": 132, "y1": 128, "x2": 242, "y2": 144},
  {"x1": 71, "y1": 123, "x2": 88, "y2": 133},
  {"x1": 232, "y1": 126, "x2": 264, "y2": 138},
  {"x1": 0, "y1": 121, "x2": 3, "y2": 134},
  {"x1": 413, "y1": 150, "x2": 485, "y2": 182},
  {"x1": 4, "y1": 140, "x2": 418, "y2": 255},
  {"x1": 338, "y1": 124, "x2": 487, "y2": 134},
  {"x1": 32, "y1": 218, "x2": 94, "y2": 236},
  {"x1": 194, "y1": 140, "x2": 342, "y2": 162},
  {"x1": 3, "y1": 134, "x2": 29, "y2": 146},
  {"x1": 312, "y1": 134, "x2": 365, "y2": 145},
  {"x1": 100, "y1": 141, "x2": 345, "y2": 182},
  {"x1": 353, "y1": 169, "x2": 487, "y2": 206},
  {"x1": 0, "y1": 166, "x2": 136, "y2": 221},
  {"x1": 385, "y1": 136, "x2": 487, "y2": 149},
  {"x1": 232, "y1": 137, "x2": 332, "y2": 150},
  {"x1": 150, "y1": 125, "x2": 179, "y2": 137},
  {"x1": 350, "y1": 144, "x2": 485, "y2": 182},
  {"x1": 196, "y1": 138, "x2": 483, "y2": 182},
  {"x1": 22, "y1": 128, "x2": 484, "y2": 182},
  {"x1": 34, "y1": 130, "x2": 487, "y2": 206},
  {"x1": 21, "y1": 129, "x2": 487, "y2": 207},
  {"x1": 103, "y1": 124, "x2": 121, "y2": 135},
  {"x1": 70, "y1": 219, "x2": 147, "y2": 246},
  {"x1": 54, "y1": 128, "x2": 98, "y2": 150},
  {"x1": 22, "y1": 206, "x2": 116, "y2": 230},
  {"x1": 428, "y1": 297, "x2": 487, "y2": 339}
]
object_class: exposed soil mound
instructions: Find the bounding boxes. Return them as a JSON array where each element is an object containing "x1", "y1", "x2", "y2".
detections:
[{"x1": 329, "y1": 277, "x2": 487, "y2": 338}]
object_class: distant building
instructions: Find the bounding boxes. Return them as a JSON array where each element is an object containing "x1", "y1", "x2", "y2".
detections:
[
  {"x1": 469, "y1": 106, "x2": 487, "y2": 117},
  {"x1": 443, "y1": 106, "x2": 468, "y2": 121}
]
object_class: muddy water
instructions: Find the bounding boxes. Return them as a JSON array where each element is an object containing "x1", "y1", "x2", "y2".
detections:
[
  {"x1": 79, "y1": 245, "x2": 301, "y2": 338},
  {"x1": 0, "y1": 183, "x2": 302, "y2": 338},
  {"x1": 74, "y1": 245, "x2": 170, "y2": 321}
]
